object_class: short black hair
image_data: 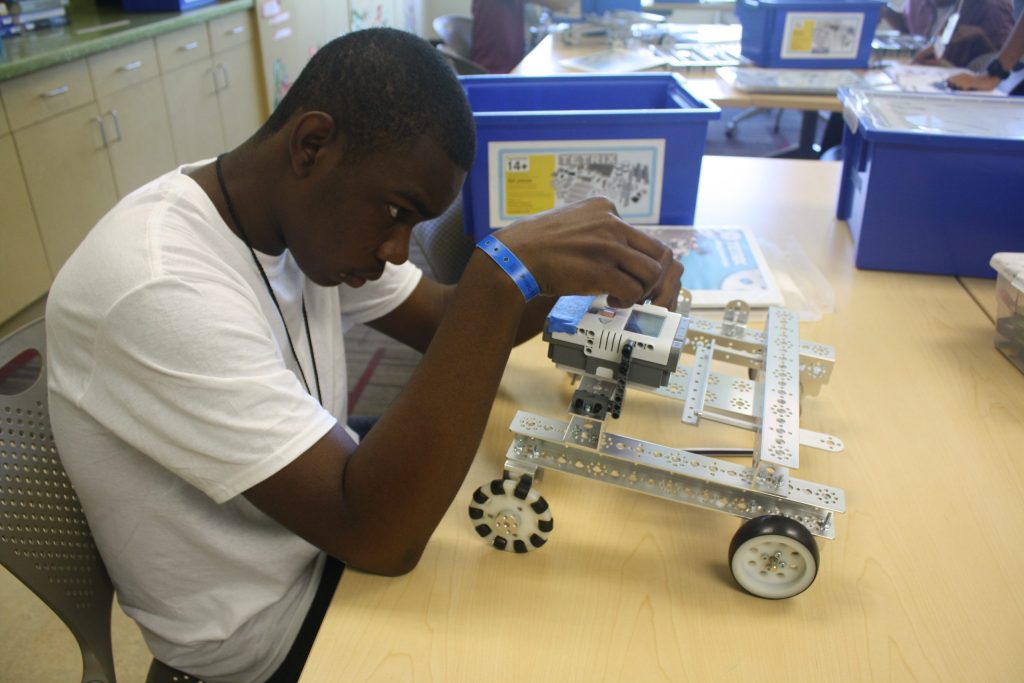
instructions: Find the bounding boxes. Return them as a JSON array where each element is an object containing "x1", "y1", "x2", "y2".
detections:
[{"x1": 257, "y1": 28, "x2": 476, "y2": 171}]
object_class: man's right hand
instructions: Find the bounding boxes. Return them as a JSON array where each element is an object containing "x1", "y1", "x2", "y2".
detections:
[{"x1": 493, "y1": 197, "x2": 683, "y2": 310}]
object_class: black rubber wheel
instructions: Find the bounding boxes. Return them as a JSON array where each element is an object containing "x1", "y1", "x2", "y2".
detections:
[
  {"x1": 468, "y1": 474, "x2": 553, "y2": 553},
  {"x1": 728, "y1": 515, "x2": 819, "y2": 599}
]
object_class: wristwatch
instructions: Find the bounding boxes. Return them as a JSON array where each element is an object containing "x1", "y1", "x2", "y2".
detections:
[{"x1": 986, "y1": 58, "x2": 1011, "y2": 80}]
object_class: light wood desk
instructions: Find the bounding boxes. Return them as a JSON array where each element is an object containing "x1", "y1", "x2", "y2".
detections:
[
  {"x1": 514, "y1": 34, "x2": 842, "y2": 158},
  {"x1": 961, "y1": 277, "x2": 997, "y2": 321},
  {"x1": 300, "y1": 156, "x2": 1024, "y2": 682},
  {"x1": 514, "y1": 33, "x2": 844, "y2": 113}
]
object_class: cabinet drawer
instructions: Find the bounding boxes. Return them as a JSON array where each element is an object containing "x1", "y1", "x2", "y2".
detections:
[
  {"x1": 0, "y1": 60, "x2": 94, "y2": 131},
  {"x1": 155, "y1": 24, "x2": 211, "y2": 72},
  {"x1": 209, "y1": 11, "x2": 254, "y2": 54},
  {"x1": 88, "y1": 39, "x2": 161, "y2": 99}
]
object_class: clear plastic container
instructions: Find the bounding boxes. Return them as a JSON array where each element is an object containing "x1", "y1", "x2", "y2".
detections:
[{"x1": 991, "y1": 253, "x2": 1024, "y2": 374}]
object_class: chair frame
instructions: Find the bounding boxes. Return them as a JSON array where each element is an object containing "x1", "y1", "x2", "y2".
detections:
[
  {"x1": 432, "y1": 14, "x2": 474, "y2": 60},
  {"x1": 0, "y1": 318, "x2": 118, "y2": 683},
  {"x1": 0, "y1": 318, "x2": 200, "y2": 683}
]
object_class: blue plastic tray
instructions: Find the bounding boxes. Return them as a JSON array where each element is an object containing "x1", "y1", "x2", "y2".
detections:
[
  {"x1": 122, "y1": 0, "x2": 216, "y2": 12},
  {"x1": 738, "y1": 0, "x2": 884, "y2": 68},
  {"x1": 459, "y1": 73, "x2": 720, "y2": 241},
  {"x1": 835, "y1": 88, "x2": 1024, "y2": 277}
]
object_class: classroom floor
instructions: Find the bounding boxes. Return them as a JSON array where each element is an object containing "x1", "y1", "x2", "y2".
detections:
[{"x1": 0, "y1": 108, "x2": 822, "y2": 682}]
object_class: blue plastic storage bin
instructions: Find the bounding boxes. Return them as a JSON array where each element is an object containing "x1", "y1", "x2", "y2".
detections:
[
  {"x1": 459, "y1": 73, "x2": 720, "y2": 241},
  {"x1": 738, "y1": 0, "x2": 884, "y2": 68},
  {"x1": 581, "y1": 0, "x2": 643, "y2": 12},
  {"x1": 835, "y1": 89, "x2": 1024, "y2": 278},
  {"x1": 121, "y1": 0, "x2": 216, "y2": 12}
]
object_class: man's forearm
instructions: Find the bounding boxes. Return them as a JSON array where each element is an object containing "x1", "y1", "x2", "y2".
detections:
[
  {"x1": 339, "y1": 252, "x2": 529, "y2": 571},
  {"x1": 996, "y1": 13, "x2": 1024, "y2": 69},
  {"x1": 514, "y1": 295, "x2": 558, "y2": 345}
]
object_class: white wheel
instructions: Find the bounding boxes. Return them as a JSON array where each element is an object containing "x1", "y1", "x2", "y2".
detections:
[
  {"x1": 729, "y1": 516, "x2": 819, "y2": 599},
  {"x1": 468, "y1": 474, "x2": 552, "y2": 553}
]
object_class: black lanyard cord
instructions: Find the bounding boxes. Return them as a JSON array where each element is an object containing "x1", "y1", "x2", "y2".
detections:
[{"x1": 214, "y1": 154, "x2": 323, "y2": 405}]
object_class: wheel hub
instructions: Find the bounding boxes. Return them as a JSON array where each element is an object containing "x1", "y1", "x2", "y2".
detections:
[
  {"x1": 494, "y1": 511, "x2": 521, "y2": 536},
  {"x1": 762, "y1": 550, "x2": 786, "y2": 572}
]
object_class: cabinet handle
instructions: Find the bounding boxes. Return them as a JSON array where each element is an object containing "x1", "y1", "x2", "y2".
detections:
[
  {"x1": 94, "y1": 116, "x2": 109, "y2": 149},
  {"x1": 119, "y1": 60, "x2": 143, "y2": 72},
  {"x1": 108, "y1": 110, "x2": 123, "y2": 143},
  {"x1": 219, "y1": 64, "x2": 231, "y2": 89},
  {"x1": 179, "y1": 41, "x2": 199, "y2": 52},
  {"x1": 208, "y1": 67, "x2": 221, "y2": 93},
  {"x1": 228, "y1": 25, "x2": 245, "y2": 35},
  {"x1": 40, "y1": 85, "x2": 70, "y2": 98}
]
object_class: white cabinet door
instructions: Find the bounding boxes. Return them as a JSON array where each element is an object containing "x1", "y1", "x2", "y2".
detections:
[
  {"x1": 162, "y1": 57, "x2": 227, "y2": 163},
  {"x1": 0, "y1": 135, "x2": 52, "y2": 321},
  {"x1": 15, "y1": 103, "x2": 119, "y2": 275},
  {"x1": 215, "y1": 43, "x2": 265, "y2": 149},
  {"x1": 99, "y1": 77, "x2": 178, "y2": 197}
]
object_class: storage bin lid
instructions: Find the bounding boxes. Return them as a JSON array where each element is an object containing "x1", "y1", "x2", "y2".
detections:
[
  {"x1": 991, "y1": 253, "x2": 1024, "y2": 292},
  {"x1": 838, "y1": 88, "x2": 1024, "y2": 148},
  {"x1": 741, "y1": 0, "x2": 883, "y2": 7}
]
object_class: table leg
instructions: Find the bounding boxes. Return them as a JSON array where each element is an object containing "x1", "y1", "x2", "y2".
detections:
[{"x1": 768, "y1": 110, "x2": 821, "y2": 160}]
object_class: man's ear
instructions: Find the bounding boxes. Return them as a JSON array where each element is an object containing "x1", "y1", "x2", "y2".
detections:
[{"x1": 289, "y1": 111, "x2": 338, "y2": 178}]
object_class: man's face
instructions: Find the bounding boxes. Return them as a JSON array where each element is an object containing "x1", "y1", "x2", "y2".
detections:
[{"x1": 284, "y1": 134, "x2": 466, "y2": 288}]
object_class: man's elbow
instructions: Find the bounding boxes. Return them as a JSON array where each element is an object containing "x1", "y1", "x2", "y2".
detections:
[{"x1": 342, "y1": 540, "x2": 427, "y2": 577}]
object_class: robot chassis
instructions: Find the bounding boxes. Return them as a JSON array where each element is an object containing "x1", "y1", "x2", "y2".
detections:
[{"x1": 467, "y1": 292, "x2": 845, "y2": 599}]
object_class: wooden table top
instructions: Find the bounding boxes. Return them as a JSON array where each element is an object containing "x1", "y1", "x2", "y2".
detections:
[
  {"x1": 513, "y1": 34, "x2": 847, "y2": 112},
  {"x1": 300, "y1": 156, "x2": 1024, "y2": 682}
]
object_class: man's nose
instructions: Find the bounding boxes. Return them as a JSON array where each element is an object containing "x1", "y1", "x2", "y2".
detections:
[{"x1": 378, "y1": 226, "x2": 412, "y2": 265}]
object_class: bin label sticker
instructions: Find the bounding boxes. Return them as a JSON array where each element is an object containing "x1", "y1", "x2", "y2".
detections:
[
  {"x1": 487, "y1": 139, "x2": 665, "y2": 227},
  {"x1": 781, "y1": 12, "x2": 864, "y2": 60}
]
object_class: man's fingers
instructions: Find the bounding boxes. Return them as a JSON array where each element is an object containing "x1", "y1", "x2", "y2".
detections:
[{"x1": 647, "y1": 260, "x2": 683, "y2": 310}]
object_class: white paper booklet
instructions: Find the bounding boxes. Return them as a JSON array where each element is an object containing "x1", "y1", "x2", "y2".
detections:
[
  {"x1": 717, "y1": 66, "x2": 874, "y2": 94},
  {"x1": 560, "y1": 47, "x2": 669, "y2": 73},
  {"x1": 881, "y1": 63, "x2": 1009, "y2": 96},
  {"x1": 638, "y1": 226, "x2": 784, "y2": 308}
]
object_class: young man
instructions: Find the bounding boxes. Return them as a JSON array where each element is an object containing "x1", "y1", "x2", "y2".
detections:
[{"x1": 46, "y1": 28, "x2": 681, "y2": 682}]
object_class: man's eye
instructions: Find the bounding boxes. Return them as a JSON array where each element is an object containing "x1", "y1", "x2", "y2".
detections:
[{"x1": 387, "y1": 204, "x2": 401, "y2": 220}]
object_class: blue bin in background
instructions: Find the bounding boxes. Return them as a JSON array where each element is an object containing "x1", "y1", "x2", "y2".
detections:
[
  {"x1": 580, "y1": 0, "x2": 644, "y2": 13},
  {"x1": 836, "y1": 89, "x2": 1024, "y2": 278},
  {"x1": 738, "y1": 0, "x2": 884, "y2": 68},
  {"x1": 122, "y1": 0, "x2": 216, "y2": 11},
  {"x1": 459, "y1": 73, "x2": 721, "y2": 241}
]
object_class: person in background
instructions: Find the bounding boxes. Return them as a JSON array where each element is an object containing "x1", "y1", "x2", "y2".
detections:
[
  {"x1": 888, "y1": 0, "x2": 1014, "y2": 69},
  {"x1": 46, "y1": 27, "x2": 682, "y2": 683},
  {"x1": 947, "y1": 6, "x2": 1024, "y2": 89},
  {"x1": 471, "y1": 0, "x2": 576, "y2": 73},
  {"x1": 818, "y1": 0, "x2": 1015, "y2": 155}
]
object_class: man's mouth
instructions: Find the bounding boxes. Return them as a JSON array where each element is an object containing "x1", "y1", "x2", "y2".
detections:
[
  {"x1": 338, "y1": 269, "x2": 384, "y2": 287},
  {"x1": 339, "y1": 273, "x2": 367, "y2": 287}
]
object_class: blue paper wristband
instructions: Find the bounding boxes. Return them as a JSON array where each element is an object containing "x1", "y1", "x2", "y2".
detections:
[{"x1": 476, "y1": 235, "x2": 540, "y2": 302}]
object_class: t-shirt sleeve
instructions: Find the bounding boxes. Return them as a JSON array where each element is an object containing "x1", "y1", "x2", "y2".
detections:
[
  {"x1": 338, "y1": 260, "x2": 422, "y2": 328},
  {"x1": 80, "y1": 276, "x2": 337, "y2": 504}
]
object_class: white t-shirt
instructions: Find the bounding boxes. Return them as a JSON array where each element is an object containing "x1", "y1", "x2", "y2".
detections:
[{"x1": 46, "y1": 162, "x2": 422, "y2": 682}]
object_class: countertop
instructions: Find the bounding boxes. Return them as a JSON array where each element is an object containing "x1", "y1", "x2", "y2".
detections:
[{"x1": 0, "y1": 0, "x2": 253, "y2": 81}]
